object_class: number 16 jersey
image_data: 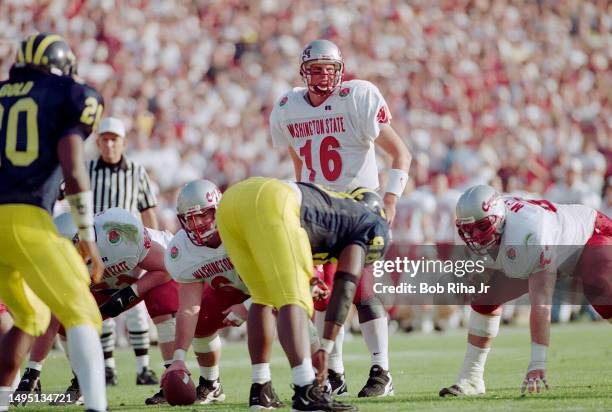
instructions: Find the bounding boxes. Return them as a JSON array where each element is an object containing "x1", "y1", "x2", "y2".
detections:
[{"x1": 270, "y1": 79, "x2": 390, "y2": 192}]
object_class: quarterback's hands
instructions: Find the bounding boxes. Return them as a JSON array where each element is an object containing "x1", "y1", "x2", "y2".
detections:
[
  {"x1": 310, "y1": 277, "x2": 330, "y2": 302},
  {"x1": 312, "y1": 349, "x2": 329, "y2": 386},
  {"x1": 98, "y1": 286, "x2": 139, "y2": 318},
  {"x1": 521, "y1": 369, "x2": 549, "y2": 394},
  {"x1": 79, "y1": 240, "x2": 104, "y2": 284},
  {"x1": 383, "y1": 193, "x2": 397, "y2": 226},
  {"x1": 161, "y1": 360, "x2": 190, "y2": 386},
  {"x1": 222, "y1": 303, "x2": 248, "y2": 327}
]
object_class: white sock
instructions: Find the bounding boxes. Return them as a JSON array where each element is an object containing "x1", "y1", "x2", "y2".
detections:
[
  {"x1": 360, "y1": 317, "x2": 389, "y2": 370},
  {"x1": 0, "y1": 386, "x2": 9, "y2": 411},
  {"x1": 27, "y1": 361, "x2": 43, "y2": 372},
  {"x1": 11, "y1": 371, "x2": 20, "y2": 392},
  {"x1": 328, "y1": 326, "x2": 345, "y2": 373},
  {"x1": 105, "y1": 357, "x2": 116, "y2": 369},
  {"x1": 458, "y1": 343, "x2": 490, "y2": 382},
  {"x1": 252, "y1": 363, "x2": 271, "y2": 384},
  {"x1": 291, "y1": 358, "x2": 315, "y2": 387},
  {"x1": 136, "y1": 355, "x2": 149, "y2": 372},
  {"x1": 67, "y1": 325, "x2": 107, "y2": 411},
  {"x1": 200, "y1": 365, "x2": 219, "y2": 381}
]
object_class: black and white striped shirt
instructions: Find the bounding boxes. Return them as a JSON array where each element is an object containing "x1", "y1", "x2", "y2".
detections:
[{"x1": 86, "y1": 156, "x2": 157, "y2": 214}]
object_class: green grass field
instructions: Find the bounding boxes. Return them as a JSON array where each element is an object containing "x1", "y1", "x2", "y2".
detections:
[{"x1": 17, "y1": 322, "x2": 612, "y2": 411}]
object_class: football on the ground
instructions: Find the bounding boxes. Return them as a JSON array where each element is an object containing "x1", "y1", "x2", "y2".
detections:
[{"x1": 163, "y1": 369, "x2": 196, "y2": 406}]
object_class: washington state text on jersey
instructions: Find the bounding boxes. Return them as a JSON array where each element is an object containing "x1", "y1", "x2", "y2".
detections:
[
  {"x1": 192, "y1": 257, "x2": 235, "y2": 280},
  {"x1": 286, "y1": 116, "x2": 347, "y2": 139}
]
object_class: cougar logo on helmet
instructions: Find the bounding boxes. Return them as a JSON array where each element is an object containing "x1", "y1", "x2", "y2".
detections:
[
  {"x1": 300, "y1": 39, "x2": 344, "y2": 96},
  {"x1": 177, "y1": 180, "x2": 222, "y2": 246},
  {"x1": 456, "y1": 185, "x2": 506, "y2": 255}
]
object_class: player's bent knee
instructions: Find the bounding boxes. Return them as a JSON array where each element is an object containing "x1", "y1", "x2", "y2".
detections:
[
  {"x1": 193, "y1": 334, "x2": 221, "y2": 354},
  {"x1": 155, "y1": 316, "x2": 176, "y2": 343},
  {"x1": 468, "y1": 308, "x2": 500, "y2": 338}
]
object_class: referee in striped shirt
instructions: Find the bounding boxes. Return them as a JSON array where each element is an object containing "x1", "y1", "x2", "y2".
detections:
[
  {"x1": 89, "y1": 117, "x2": 158, "y2": 386},
  {"x1": 90, "y1": 117, "x2": 158, "y2": 227}
]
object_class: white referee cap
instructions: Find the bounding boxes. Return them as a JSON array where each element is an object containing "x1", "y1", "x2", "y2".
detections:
[{"x1": 98, "y1": 117, "x2": 126, "y2": 138}]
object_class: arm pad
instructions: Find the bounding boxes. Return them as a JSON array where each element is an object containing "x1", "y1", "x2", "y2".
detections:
[
  {"x1": 99, "y1": 286, "x2": 139, "y2": 318},
  {"x1": 324, "y1": 271, "x2": 359, "y2": 326}
]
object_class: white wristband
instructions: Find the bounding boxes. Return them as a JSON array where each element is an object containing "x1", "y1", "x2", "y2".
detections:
[
  {"x1": 173, "y1": 349, "x2": 186, "y2": 361},
  {"x1": 385, "y1": 169, "x2": 409, "y2": 197},
  {"x1": 320, "y1": 338, "x2": 334, "y2": 354},
  {"x1": 243, "y1": 298, "x2": 253, "y2": 311},
  {"x1": 66, "y1": 191, "x2": 95, "y2": 241},
  {"x1": 528, "y1": 343, "x2": 547, "y2": 372}
]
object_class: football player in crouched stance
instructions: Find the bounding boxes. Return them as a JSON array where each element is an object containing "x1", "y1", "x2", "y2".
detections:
[
  {"x1": 14, "y1": 207, "x2": 178, "y2": 406},
  {"x1": 161, "y1": 180, "x2": 284, "y2": 408},
  {"x1": 215, "y1": 177, "x2": 391, "y2": 412},
  {"x1": 440, "y1": 185, "x2": 611, "y2": 397}
]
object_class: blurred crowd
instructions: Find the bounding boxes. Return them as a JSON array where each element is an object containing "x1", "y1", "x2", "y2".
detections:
[{"x1": 1, "y1": 0, "x2": 610, "y2": 236}]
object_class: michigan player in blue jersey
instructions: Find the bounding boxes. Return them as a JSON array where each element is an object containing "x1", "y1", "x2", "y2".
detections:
[{"x1": 0, "y1": 33, "x2": 107, "y2": 412}]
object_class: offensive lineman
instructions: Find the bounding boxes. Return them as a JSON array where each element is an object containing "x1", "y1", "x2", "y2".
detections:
[
  {"x1": 270, "y1": 39, "x2": 411, "y2": 397},
  {"x1": 0, "y1": 33, "x2": 107, "y2": 412},
  {"x1": 14, "y1": 208, "x2": 177, "y2": 406},
  {"x1": 161, "y1": 180, "x2": 284, "y2": 408},
  {"x1": 440, "y1": 185, "x2": 612, "y2": 396}
]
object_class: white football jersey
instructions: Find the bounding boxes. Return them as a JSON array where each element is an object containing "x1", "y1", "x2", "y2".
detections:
[
  {"x1": 270, "y1": 79, "x2": 391, "y2": 192},
  {"x1": 93, "y1": 208, "x2": 151, "y2": 289},
  {"x1": 482, "y1": 197, "x2": 596, "y2": 279},
  {"x1": 164, "y1": 229, "x2": 248, "y2": 294}
]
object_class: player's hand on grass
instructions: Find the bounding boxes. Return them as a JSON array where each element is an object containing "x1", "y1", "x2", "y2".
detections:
[
  {"x1": 521, "y1": 369, "x2": 549, "y2": 395},
  {"x1": 161, "y1": 360, "x2": 190, "y2": 386},
  {"x1": 312, "y1": 349, "x2": 329, "y2": 386},
  {"x1": 79, "y1": 240, "x2": 104, "y2": 284},
  {"x1": 310, "y1": 277, "x2": 330, "y2": 301},
  {"x1": 221, "y1": 303, "x2": 248, "y2": 327}
]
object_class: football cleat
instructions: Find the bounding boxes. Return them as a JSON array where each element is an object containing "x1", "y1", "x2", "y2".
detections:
[
  {"x1": 12, "y1": 368, "x2": 42, "y2": 406},
  {"x1": 196, "y1": 377, "x2": 225, "y2": 404},
  {"x1": 291, "y1": 381, "x2": 356, "y2": 411},
  {"x1": 105, "y1": 366, "x2": 117, "y2": 386},
  {"x1": 144, "y1": 388, "x2": 166, "y2": 405},
  {"x1": 136, "y1": 367, "x2": 159, "y2": 385},
  {"x1": 50, "y1": 376, "x2": 83, "y2": 405},
  {"x1": 357, "y1": 365, "x2": 394, "y2": 397},
  {"x1": 249, "y1": 381, "x2": 285, "y2": 409},
  {"x1": 325, "y1": 369, "x2": 348, "y2": 397},
  {"x1": 439, "y1": 379, "x2": 485, "y2": 397}
]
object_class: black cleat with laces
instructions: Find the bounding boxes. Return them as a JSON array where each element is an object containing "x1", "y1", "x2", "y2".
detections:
[
  {"x1": 249, "y1": 381, "x2": 285, "y2": 409},
  {"x1": 144, "y1": 388, "x2": 166, "y2": 405},
  {"x1": 292, "y1": 381, "x2": 356, "y2": 412},
  {"x1": 357, "y1": 365, "x2": 394, "y2": 398},
  {"x1": 50, "y1": 376, "x2": 83, "y2": 405},
  {"x1": 325, "y1": 369, "x2": 348, "y2": 397},
  {"x1": 136, "y1": 367, "x2": 159, "y2": 385},
  {"x1": 196, "y1": 376, "x2": 225, "y2": 404},
  {"x1": 12, "y1": 368, "x2": 42, "y2": 406}
]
